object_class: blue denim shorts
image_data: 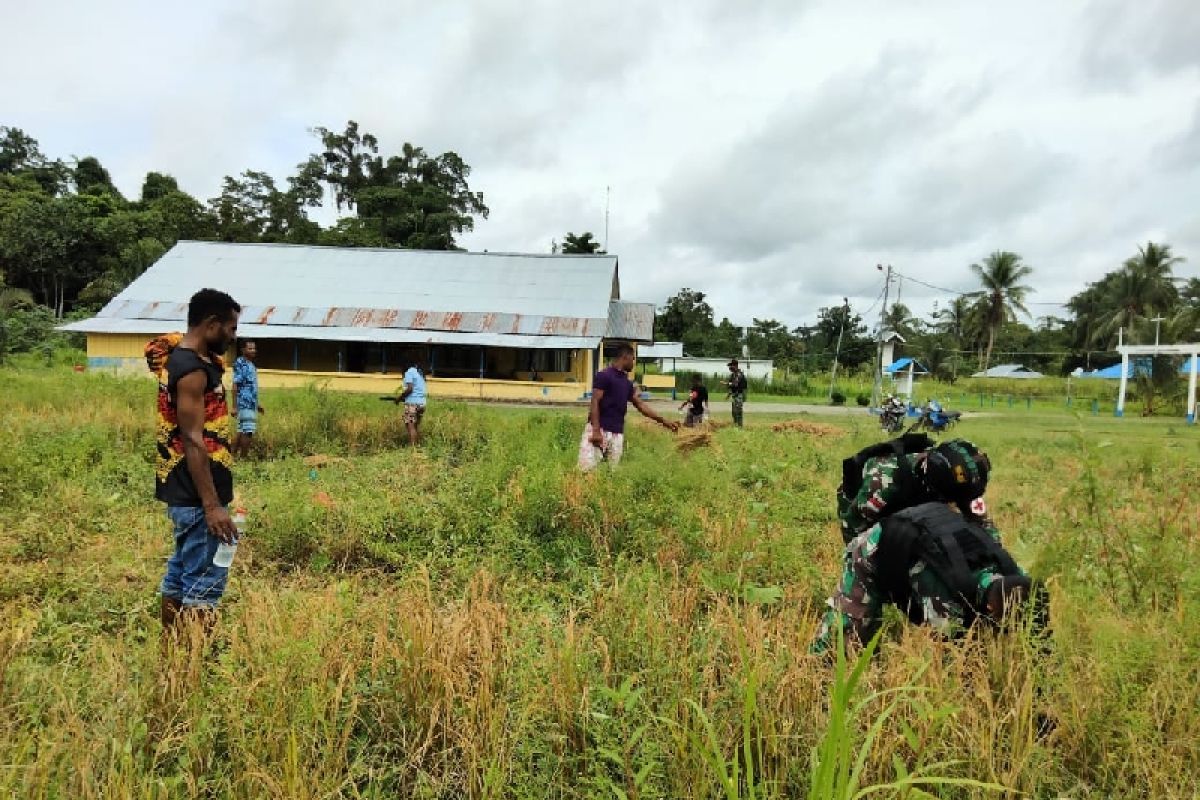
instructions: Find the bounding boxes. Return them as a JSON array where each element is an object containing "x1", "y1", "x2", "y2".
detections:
[
  {"x1": 160, "y1": 506, "x2": 229, "y2": 607},
  {"x1": 237, "y1": 408, "x2": 258, "y2": 435}
]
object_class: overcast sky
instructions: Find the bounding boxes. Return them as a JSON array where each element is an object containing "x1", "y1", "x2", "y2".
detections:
[{"x1": 3, "y1": 0, "x2": 1198, "y2": 328}]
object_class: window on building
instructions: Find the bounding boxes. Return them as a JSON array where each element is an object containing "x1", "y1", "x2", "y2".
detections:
[{"x1": 531, "y1": 349, "x2": 571, "y2": 373}]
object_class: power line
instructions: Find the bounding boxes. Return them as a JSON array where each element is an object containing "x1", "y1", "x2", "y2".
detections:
[{"x1": 893, "y1": 269, "x2": 1070, "y2": 307}]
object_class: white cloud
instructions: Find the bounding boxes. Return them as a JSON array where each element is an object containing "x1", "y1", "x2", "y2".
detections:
[{"x1": 1, "y1": 0, "x2": 1197, "y2": 327}]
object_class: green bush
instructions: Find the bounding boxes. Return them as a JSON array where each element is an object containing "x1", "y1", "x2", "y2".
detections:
[{"x1": 830, "y1": 390, "x2": 846, "y2": 405}]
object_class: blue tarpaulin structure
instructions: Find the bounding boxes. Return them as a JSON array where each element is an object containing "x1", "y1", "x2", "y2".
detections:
[
  {"x1": 1079, "y1": 357, "x2": 1195, "y2": 379},
  {"x1": 883, "y1": 357, "x2": 929, "y2": 375}
]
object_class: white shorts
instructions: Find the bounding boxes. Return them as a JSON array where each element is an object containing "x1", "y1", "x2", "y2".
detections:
[{"x1": 577, "y1": 423, "x2": 625, "y2": 471}]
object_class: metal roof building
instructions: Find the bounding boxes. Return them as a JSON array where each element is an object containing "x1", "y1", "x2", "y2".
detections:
[
  {"x1": 65, "y1": 241, "x2": 655, "y2": 401},
  {"x1": 970, "y1": 364, "x2": 1045, "y2": 379}
]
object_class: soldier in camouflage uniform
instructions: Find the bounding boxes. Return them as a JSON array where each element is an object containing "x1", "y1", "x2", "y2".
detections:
[
  {"x1": 837, "y1": 438, "x2": 992, "y2": 543},
  {"x1": 812, "y1": 501, "x2": 1037, "y2": 654}
]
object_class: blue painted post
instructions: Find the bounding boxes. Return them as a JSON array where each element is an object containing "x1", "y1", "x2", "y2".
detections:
[
  {"x1": 1091, "y1": 399, "x2": 1099, "y2": 416},
  {"x1": 381, "y1": 345, "x2": 387, "y2": 374},
  {"x1": 979, "y1": 392, "x2": 984, "y2": 407},
  {"x1": 1026, "y1": 396, "x2": 1032, "y2": 410},
  {"x1": 292, "y1": 341, "x2": 299, "y2": 371},
  {"x1": 479, "y1": 347, "x2": 485, "y2": 379},
  {"x1": 1008, "y1": 395, "x2": 1013, "y2": 408},
  {"x1": 430, "y1": 346, "x2": 437, "y2": 376}
]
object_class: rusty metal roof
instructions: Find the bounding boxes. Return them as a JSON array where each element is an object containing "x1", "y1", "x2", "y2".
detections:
[
  {"x1": 59, "y1": 317, "x2": 604, "y2": 349},
  {"x1": 66, "y1": 241, "x2": 658, "y2": 345},
  {"x1": 606, "y1": 301, "x2": 655, "y2": 342}
]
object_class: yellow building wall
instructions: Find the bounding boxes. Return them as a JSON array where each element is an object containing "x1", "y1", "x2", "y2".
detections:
[
  {"x1": 257, "y1": 370, "x2": 586, "y2": 402},
  {"x1": 86, "y1": 333, "x2": 593, "y2": 401},
  {"x1": 87, "y1": 333, "x2": 237, "y2": 374}
]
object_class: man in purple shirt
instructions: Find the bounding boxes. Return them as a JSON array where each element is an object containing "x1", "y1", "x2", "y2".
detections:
[{"x1": 578, "y1": 343, "x2": 679, "y2": 471}]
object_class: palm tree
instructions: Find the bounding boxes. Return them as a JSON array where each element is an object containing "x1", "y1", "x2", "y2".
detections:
[
  {"x1": 1092, "y1": 242, "x2": 1182, "y2": 346},
  {"x1": 934, "y1": 295, "x2": 986, "y2": 379},
  {"x1": 970, "y1": 251, "x2": 1033, "y2": 371}
]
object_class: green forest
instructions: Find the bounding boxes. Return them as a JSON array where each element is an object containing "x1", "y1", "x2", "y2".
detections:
[{"x1": 1, "y1": 121, "x2": 1198, "y2": 380}]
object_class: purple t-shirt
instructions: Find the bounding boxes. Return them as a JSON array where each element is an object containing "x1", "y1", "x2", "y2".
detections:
[{"x1": 592, "y1": 366, "x2": 635, "y2": 434}]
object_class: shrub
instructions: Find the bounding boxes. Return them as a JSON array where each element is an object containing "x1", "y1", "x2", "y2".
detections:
[
  {"x1": 830, "y1": 390, "x2": 846, "y2": 405},
  {"x1": 855, "y1": 394, "x2": 870, "y2": 406}
]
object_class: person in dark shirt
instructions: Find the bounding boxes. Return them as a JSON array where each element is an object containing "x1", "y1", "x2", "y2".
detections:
[
  {"x1": 678, "y1": 373, "x2": 710, "y2": 427},
  {"x1": 578, "y1": 343, "x2": 679, "y2": 470},
  {"x1": 145, "y1": 288, "x2": 241, "y2": 635},
  {"x1": 724, "y1": 359, "x2": 748, "y2": 426}
]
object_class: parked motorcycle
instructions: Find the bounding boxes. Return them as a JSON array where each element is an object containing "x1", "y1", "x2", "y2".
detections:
[
  {"x1": 906, "y1": 399, "x2": 962, "y2": 434},
  {"x1": 879, "y1": 396, "x2": 907, "y2": 433}
]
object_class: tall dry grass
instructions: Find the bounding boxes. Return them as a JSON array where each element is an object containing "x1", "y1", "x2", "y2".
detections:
[{"x1": 1, "y1": 367, "x2": 1198, "y2": 797}]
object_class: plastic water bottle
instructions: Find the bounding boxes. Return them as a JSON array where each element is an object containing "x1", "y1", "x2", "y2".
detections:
[{"x1": 213, "y1": 508, "x2": 245, "y2": 568}]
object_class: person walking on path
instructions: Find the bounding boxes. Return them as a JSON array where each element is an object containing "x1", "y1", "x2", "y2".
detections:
[
  {"x1": 579, "y1": 344, "x2": 679, "y2": 471},
  {"x1": 679, "y1": 373, "x2": 710, "y2": 427},
  {"x1": 232, "y1": 339, "x2": 263, "y2": 458},
  {"x1": 144, "y1": 288, "x2": 241, "y2": 636},
  {"x1": 725, "y1": 359, "x2": 748, "y2": 427}
]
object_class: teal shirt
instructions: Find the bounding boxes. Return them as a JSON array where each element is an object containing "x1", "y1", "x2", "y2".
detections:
[{"x1": 404, "y1": 367, "x2": 427, "y2": 406}]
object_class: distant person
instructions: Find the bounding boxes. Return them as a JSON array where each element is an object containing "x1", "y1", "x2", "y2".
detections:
[
  {"x1": 724, "y1": 359, "x2": 748, "y2": 427},
  {"x1": 232, "y1": 340, "x2": 263, "y2": 458},
  {"x1": 678, "y1": 373, "x2": 709, "y2": 427},
  {"x1": 811, "y1": 501, "x2": 1045, "y2": 655},
  {"x1": 579, "y1": 343, "x2": 679, "y2": 471},
  {"x1": 144, "y1": 289, "x2": 241, "y2": 635},
  {"x1": 396, "y1": 358, "x2": 428, "y2": 446}
]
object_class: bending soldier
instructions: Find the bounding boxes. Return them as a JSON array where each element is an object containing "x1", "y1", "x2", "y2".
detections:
[
  {"x1": 837, "y1": 436, "x2": 992, "y2": 543},
  {"x1": 813, "y1": 501, "x2": 1045, "y2": 654}
]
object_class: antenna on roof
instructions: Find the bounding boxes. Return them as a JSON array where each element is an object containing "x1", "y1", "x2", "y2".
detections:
[{"x1": 604, "y1": 185, "x2": 611, "y2": 252}]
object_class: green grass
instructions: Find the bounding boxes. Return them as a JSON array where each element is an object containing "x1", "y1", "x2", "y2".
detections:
[{"x1": 1, "y1": 365, "x2": 1199, "y2": 798}]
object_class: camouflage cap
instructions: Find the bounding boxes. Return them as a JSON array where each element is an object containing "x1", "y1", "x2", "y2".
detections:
[{"x1": 924, "y1": 439, "x2": 990, "y2": 503}]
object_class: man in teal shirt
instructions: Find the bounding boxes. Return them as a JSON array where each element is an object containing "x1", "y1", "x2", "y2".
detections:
[{"x1": 397, "y1": 358, "x2": 427, "y2": 446}]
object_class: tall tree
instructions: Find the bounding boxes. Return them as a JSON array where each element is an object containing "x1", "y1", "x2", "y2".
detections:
[
  {"x1": 73, "y1": 156, "x2": 121, "y2": 198},
  {"x1": 970, "y1": 251, "x2": 1033, "y2": 371},
  {"x1": 307, "y1": 121, "x2": 488, "y2": 249},
  {"x1": 654, "y1": 288, "x2": 715, "y2": 353},
  {"x1": 561, "y1": 231, "x2": 603, "y2": 254},
  {"x1": 1081, "y1": 242, "x2": 1182, "y2": 347},
  {"x1": 140, "y1": 172, "x2": 179, "y2": 203}
]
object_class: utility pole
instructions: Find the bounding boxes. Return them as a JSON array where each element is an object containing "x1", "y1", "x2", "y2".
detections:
[
  {"x1": 870, "y1": 264, "x2": 894, "y2": 407},
  {"x1": 828, "y1": 297, "x2": 849, "y2": 400}
]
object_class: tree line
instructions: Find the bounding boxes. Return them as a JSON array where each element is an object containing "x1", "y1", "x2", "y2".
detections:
[
  {"x1": 0, "y1": 121, "x2": 490, "y2": 318},
  {"x1": 653, "y1": 245, "x2": 1199, "y2": 380},
  {"x1": 2, "y1": 120, "x2": 1198, "y2": 378}
]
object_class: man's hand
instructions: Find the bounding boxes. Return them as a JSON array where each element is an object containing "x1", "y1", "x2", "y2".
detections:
[
  {"x1": 258, "y1": 405, "x2": 265, "y2": 415},
  {"x1": 661, "y1": 419, "x2": 680, "y2": 432},
  {"x1": 590, "y1": 429, "x2": 605, "y2": 448},
  {"x1": 205, "y1": 505, "x2": 238, "y2": 544}
]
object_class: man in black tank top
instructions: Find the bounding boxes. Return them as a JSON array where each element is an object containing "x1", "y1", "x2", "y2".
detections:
[{"x1": 148, "y1": 289, "x2": 241, "y2": 636}]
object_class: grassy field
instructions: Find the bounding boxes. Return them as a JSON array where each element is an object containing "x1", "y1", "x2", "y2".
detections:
[{"x1": 1, "y1": 365, "x2": 1198, "y2": 799}]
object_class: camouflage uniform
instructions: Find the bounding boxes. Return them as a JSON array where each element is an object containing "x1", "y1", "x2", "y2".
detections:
[
  {"x1": 836, "y1": 453, "x2": 993, "y2": 543},
  {"x1": 812, "y1": 507, "x2": 1024, "y2": 654}
]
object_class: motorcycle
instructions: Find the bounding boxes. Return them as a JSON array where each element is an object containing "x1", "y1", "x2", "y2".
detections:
[
  {"x1": 879, "y1": 398, "x2": 907, "y2": 433},
  {"x1": 906, "y1": 400, "x2": 962, "y2": 434}
]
